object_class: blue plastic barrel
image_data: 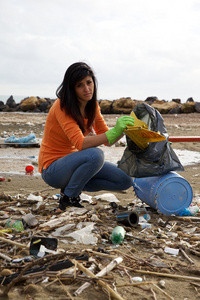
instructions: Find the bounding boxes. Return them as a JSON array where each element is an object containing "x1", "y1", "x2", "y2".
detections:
[{"x1": 133, "y1": 172, "x2": 193, "y2": 215}]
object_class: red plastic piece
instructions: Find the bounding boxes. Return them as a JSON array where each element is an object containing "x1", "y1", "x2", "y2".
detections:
[
  {"x1": 169, "y1": 136, "x2": 200, "y2": 142},
  {"x1": 25, "y1": 165, "x2": 34, "y2": 175}
]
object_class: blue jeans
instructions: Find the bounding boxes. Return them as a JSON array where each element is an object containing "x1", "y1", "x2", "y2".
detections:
[{"x1": 41, "y1": 147, "x2": 133, "y2": 197}]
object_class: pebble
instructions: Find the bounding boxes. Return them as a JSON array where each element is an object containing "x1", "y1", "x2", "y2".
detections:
[
  {"x1": 158, "y1": 280, "x2": 166, "y2": 288},
  {"x1": 154, "y1": 248, "x2": 165, "y2": 258},
  {"x1": 23, "y1": 284, "x2": 41, "y2": 295},
  {"x1": 1, "y1": 269, "x2": 13, "y2": 276},
  {"x1": 18, "y1": 249, "x2": 29, "y2": 257}
]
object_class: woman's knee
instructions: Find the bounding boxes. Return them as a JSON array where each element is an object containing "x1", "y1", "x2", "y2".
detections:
[
  {"x1": 116, "y1": 171, "x2": 133, "y2": 190},
  {"x1": 85, "y1": 147, "x2": 105, "y2": 168}
]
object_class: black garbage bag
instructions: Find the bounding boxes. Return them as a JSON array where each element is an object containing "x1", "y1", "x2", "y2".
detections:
[{"x1": 117, "y1": 103, "x2": 184, "y2": 177}]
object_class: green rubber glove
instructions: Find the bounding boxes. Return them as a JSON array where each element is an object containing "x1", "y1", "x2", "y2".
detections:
[{"x1": 105, "y1": 116, "x2": 135, "y2": 144}]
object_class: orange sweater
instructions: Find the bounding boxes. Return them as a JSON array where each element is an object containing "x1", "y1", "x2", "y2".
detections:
[{"x1": 38, "y1": 99, "x2": 109, "y2": 173}]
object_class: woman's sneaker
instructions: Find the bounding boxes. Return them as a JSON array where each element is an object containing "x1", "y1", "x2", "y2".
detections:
[
  {"x1": 59, "y1": 193, "x2": 71, "y2": 211},
  {"x1": 69, "y1": 196, "x2": 84, "y2": 208},
  {"x1": 59, "y1": 193, "x2": 83, "y2": 211}
]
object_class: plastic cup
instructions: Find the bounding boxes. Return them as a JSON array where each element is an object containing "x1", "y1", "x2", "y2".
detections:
[{"x1": 117, "y1": 211, "x2": 139, "y2": 227}]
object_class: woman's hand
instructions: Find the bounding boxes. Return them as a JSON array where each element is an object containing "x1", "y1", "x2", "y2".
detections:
[{"x1": 105, "y1": 116, "x2": 135, "y2": 145}]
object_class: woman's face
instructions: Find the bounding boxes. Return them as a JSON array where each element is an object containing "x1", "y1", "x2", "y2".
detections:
[{"x1": 74, "y1": 76, "x2": 94, "y2": 105}]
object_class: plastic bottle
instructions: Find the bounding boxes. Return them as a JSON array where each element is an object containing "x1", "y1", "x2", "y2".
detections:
[{"x1": 111, "y1": 226, "x2": 125, "y2": 245}]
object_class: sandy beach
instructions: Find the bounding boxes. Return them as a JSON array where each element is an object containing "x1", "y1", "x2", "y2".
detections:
[
  {"x1": 0, "y1": 111, "x2": 200, "y2": 300},
  {"x1": 1, "y1": 112, "x2": 200, "y2": 197}
]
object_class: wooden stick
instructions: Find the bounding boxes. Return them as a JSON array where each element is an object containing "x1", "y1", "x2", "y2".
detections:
[
  {"x1": 86, "y1": 249, "x2": 117, "y2": 259},
  {"x1": 74, "y1": 257, "x2": 123, "y2": 296},
  {"x1": 150, "y1": 287, "x2": 157, "y2": 300},
  {"x1": 188, "y1": 248, "x2": 200, "y2": 257},
  {"x1": 0, "y1": 236, "x2": 29, "y2": 249},
  {"x1": 0, "y1": 252, "x2": 66, "y2": 295},
  {"x1": 57, "y1": 277, "x2": 75, "y2": 300},
  {"x1": 172, "y1": 216, "x2": 200, "y2": 222},
  {"x1": 153, "y1": 283, "x2": 174, "y2": 300},
  {"x1": 116, "y1": 281, "x2": 157, "y2": 287},
  {"x1": 179, "y1": 247, "x2": 195, "y2": 264},
  {"x1": 0, "y1": 252, "x2": 12, "y2": 262},
  {"x1": 119, "y1": 265, "x2": 200, "y2": 281},
  {"x1": 71, "y1": 259, "x2": 125, "y2": 300}
]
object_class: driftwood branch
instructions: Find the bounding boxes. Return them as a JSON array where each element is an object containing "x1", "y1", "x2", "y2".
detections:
[
  {"x1": 0, "y1": 252, "x2": 12, "y2": 262},
  {"x1": 153, "y1": 283, "x2": 174, "y2": 300},
  {"x1": 0, "y1": 252, "x2": 66, "y2": 296},
  {"x1": 0, "y1": 236, "x2": 29, "y2": 249},
  {"x1": 71, "y1": 259, "x2": 125, "y2": 300},
  {"x1": 119, "y1": 266, "x2": 200, "y2": 282},
  {"x1": 74, "y1": 257, "x2": 123, "y2": 296},
  {"x1": 179, "y1": 247, "x2": 195, "y2": 264}
]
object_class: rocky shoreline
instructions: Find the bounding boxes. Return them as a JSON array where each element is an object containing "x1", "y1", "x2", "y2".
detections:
[{"x1": 1, "y1": 95, "x2": 200, "y2": 115}]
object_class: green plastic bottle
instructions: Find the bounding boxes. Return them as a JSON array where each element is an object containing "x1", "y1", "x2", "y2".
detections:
[{"x1": 111, "y1": 226, "x2": 126, "y2": 244}]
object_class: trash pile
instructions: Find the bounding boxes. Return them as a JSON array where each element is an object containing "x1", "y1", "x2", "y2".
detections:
[{"x1": 0, "y1": 191, "x2": 200, "y2": 299}]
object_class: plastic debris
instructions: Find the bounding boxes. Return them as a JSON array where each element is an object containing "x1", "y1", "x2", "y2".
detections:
[
  {"x1": 164, "y1": 247, "x2": 179, "y2": 256},
  {"x1": 80, "y1": 193, "x2": 93, "y2": 204},
  {"x1": 27, "y1": 194, "x2": 43, "y2": 202},
  {"x1": 5, "y1": 219, "x2": 24, "y2": 232},
  {"x1": 179, "y1": 205, "x2": 199, "y2": 216},
  {"x1": 4, "y1": 133, "x2": 37, "y2": 144},
  {"x1": 53, "y1": 224, "x2": 76, "y2": 237},
  {"x1": 131, "y1": 277, "x2": 143, "y2": 282},
  {"x1": 139, "y1": 223, "x2": 152, "y2": 229},
  {"x1": 94, "y1": 193, "x2": 120, "y2": 203},
  {"x1": 22, "y1": 213, "x2": 38, "y2": 228},
  {"x1": 29, "y1": 237, "x2": 58, "y2": 257},
  {"x1": 25, "y1": 165, "x2": 34, "y2": 175},
  {"x1": 111, "y1": 226, "x2": 126, "y2": 245},
  {"x1": 65, "y1": 222, "x2": 98, "y2": 245}
]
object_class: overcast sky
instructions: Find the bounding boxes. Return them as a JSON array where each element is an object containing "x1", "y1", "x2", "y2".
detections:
[{"x1": 1, "y1": 0, "x2": 200, "y2": 102}]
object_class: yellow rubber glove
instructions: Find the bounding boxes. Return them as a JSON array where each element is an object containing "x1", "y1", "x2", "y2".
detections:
[{"x1": 105, "y1": 116, "x2": 135, "y2": 144}]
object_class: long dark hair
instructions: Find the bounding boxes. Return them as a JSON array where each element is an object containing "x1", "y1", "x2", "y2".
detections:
[{"x1": 56, "y1": 62, "x2": 97, "y2": 133}]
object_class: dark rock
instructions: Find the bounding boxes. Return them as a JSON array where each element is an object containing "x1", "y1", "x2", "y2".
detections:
[
  {"x1": 145, "y1": 96, "x2": 159, "y2": 105},
  {"x1": 0, "y1": 102, "x2": 6, "y2": 111},
  {"x1": 38, "y1": 101, "x2": 49, "y2": 112},
  {"x1": 168, "y1": 105, "x2": 182, "y2": 114},
  {"x1": 194, "y1": 102, "x2": 200, "y2": 113},
  {"x1": 186, "y1": 97, "x2": 194, "y2": 102},
  {"x1": 32, "y1": 108, "x2": 41, "y2": 113},
  {"x1": 99, "y1": 100, "x2": 113, "y2": 114},
  {"x1": 20, "y1": 97, "x2": 39, "y2": 111},
  {"x1": 6, "y1": 95, "x2": 17, "y2": 108},
  {"x1": 172, "y1": 98, "x2": 181, "y2": 104},
  {"x1": 181, "y1": 102, "x2": 195, "y2": 113},
  {"x1": 3, "y1": 106, "x2": 17, "y2": 112},
  {"x1": 151, "y1": 101, "x2": 179, "y2": 114},
  {"x1": 112, "y1": 98, "x2": 137, "y2": 114}
]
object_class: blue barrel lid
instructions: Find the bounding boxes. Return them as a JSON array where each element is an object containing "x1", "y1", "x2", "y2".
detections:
[
  {"x1": 133, "y1": 172, "x2": 193, "y2": 215},
  {"x1": 155, "y1": 176, "x2": 193, "y2": 215}
]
